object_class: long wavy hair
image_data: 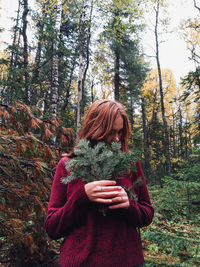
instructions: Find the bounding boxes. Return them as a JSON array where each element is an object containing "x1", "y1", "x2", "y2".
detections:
[{"x1": 79, "y1": 99, "x2": 131, "y2": 152}]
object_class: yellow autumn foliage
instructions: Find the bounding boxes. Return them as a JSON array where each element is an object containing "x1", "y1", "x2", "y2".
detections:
[{"x1": 141, "y1": 68, "x2": 177, "y2": 123}]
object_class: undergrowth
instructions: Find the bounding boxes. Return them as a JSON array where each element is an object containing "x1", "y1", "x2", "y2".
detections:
[{"x1": 142, "y1": 149, "x2": 200, "y2": 266}]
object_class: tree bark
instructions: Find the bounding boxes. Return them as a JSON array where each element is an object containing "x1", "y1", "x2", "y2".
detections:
[
  {"x1": 141, "y1": 96, "x2": 154, "y2": 184},
  {"x1": 130, "y1": 95, "x2": 134, "y2": 129},
  {"x1": 49, "y1": 0, "x2": 62, "y2": 119},
  {"x1": 155, "y1": 0, "x2": 171, "y2": 175},
  {"x1": 76, "y1": 0, "x2": 88, "y2": 139},
  {"x1": 172, "y1": 114, "x2": 176, "y2": 157},
  {"x1": 81, "y1": 0, "x2": 94, "y2": 114},
  {"x1": 178, "y1": 107, "x2": 183, "y2": 157},
  {"x1": 91, "y1": 76, "x2": 95, "y2": 103},
  {"x1": 61, "y1": 48, "x2": 78, "y2": 115},
  {"x1": 77, "y1": 54, "x2": 84, "y2": 138},
  {"x1": 22, "y1": 0, "x2": 30, "y2": 104},
  {"x1": 7, "y1": 0, "x2": 21, "y2": 104},
  {"x1": 114, "y1": 46, "x2": 120, "y2": 101},
  {"x1": 31, "y1": 5, "x2": 46, "y2": 105}
]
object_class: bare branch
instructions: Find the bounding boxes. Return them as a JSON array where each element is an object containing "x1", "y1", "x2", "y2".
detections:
[
  {"x1": 194, "y1": 0, "x2": 200, "y2": 12},
  {"x1": 142, "y1": 53, "x2": 156, "y2": 59}
]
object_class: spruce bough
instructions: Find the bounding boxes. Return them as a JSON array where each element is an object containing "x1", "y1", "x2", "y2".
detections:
[{"x1": 62, "y1": 139, "x2": 142, "y2": 215}]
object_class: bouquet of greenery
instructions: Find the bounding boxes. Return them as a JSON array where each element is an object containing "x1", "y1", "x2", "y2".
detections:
[{"x1": 62, "y1": 139, "x2": 142, "y2": 215}]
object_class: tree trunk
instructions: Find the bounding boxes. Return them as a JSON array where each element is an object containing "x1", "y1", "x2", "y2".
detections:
[
  {"x1": 81, "y1": 0, "x2": 94, "y2": 115},
  {"x1": 91, "y1": 76, "x2": 95, "y2": 103},
  {"x1": 7, "y1": 0, "x2": 21, "y2": 104},
  {"x1": 155, "y1": 0, "x2": 171, "y2": 175},
  {"x1": 172, "y1": 114, "x2": 176, "y2": 157},
  {"x1": 178, "y1": 107, "x2": 183, "y2": 157},
  {"x1": 49, "y1": 0, "x2": 62, "y2": 119},
  {"x1": 22, "y1": 0, "x2": 30, "y2": 104},
  {"x1": 31, "y1": 5, "x2": 46, "y2": 105},
  {"x1": 130, "y1": 95, "x2": 134, "y2": 129},
  {"x1": 114, "y1": 46, "x2": 120, "y2": 101},
  {"x1": 61, "y1": 49, "x2": 78, "y2": 116},
  {"x1": 77, "y1": 54, "x2": 84, "y2": 137},
  {"x1": 141, "y1": 96, "x2": 154, "y2": 184},
  {"x1": 76, "y1": 0, "x2": 88, "y2": 139},
  {"x1": 185, "y1": 117, "x2": 189, "y2": 159}
]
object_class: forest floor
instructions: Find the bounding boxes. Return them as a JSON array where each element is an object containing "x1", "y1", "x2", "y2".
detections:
[{"x1": 142, "y1": 186, "x2": 200, "y2": 267}]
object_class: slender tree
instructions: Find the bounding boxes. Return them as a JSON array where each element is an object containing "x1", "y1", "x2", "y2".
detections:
[
  {"x1": 114, "y1": 44, "x2": 120, "y2": 101},
  {"x1": 76, "y1": 0, "x2": 89, "y2": 138},
  {"x1": 22, "y1": 0, "x2": 30, "y2": 104},
  {"x1": 98, "y1": 0, "x2": 145, "y2": 103},
  {"x1": 141, "y1": 96, "x2": 154, "y2": 184},
  {"x1": 31, "y1": 3, "x2": 47, "y2": 105},
  {"x1": 81, "y1": 0, "x2": 94, "y2": 114},
  {"x1": 49, "y1": 0, "x2": 63, "y2": 118},
  {"x1": 154, "y1": 0, "x2": 171, "y2": 175},
  {"x1": 6, "y1": 0, "x2": 21, "y2": 104},
  {"x1": 61, "y1": 45, "x2": 78, "y2": 115}
]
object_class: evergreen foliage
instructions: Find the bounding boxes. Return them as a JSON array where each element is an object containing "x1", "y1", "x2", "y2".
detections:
[
  {"x1": 153, "y1": 149, "x2": 200, "y2": 221},
  {"x1": 142, "y1": 148, "x2": 200, "y2": 266},
  {"x1": 62, "y1": 139, "x2": 138, "y2": 183}
]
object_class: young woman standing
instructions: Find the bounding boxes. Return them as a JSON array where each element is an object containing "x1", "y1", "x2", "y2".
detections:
[{"x1": 45, "y1": 99, "x2": 154, "y2": 267}]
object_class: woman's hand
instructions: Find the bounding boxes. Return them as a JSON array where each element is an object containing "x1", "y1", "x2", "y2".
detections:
[
  {"x1": 84, "y1": 180, "x2": 130, "y2": 209},
  {"x1": 109, "y1": 187, "x2": 130, "y2": 209}
]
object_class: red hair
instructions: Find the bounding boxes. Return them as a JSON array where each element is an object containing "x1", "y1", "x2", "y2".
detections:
[{"x1": 79, "y1": 100, "x2": 131, "y2": 152}]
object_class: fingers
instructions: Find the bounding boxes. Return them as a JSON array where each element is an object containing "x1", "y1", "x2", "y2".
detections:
[
  {"x1": 93, "y1": 198, "x2": 113, "y2": 204},
  {"x1": 96, "y1": 185, "x2": 121, "y2": 193},
  {"x1": 84, "y1": 180, "x2": 120, "y2": 203},
  {"x1": 93, "y1": 180, "x2": 117, "y2": 186},
  {"x1": 84, "y1": 180, "x2": 130, "y2": 209},
  {"x1": 95, "y1": 190, "x2": 121, "y2": 200},
  {"x1": 109, "y1": 202, "x2": 129, "y2": 209},
  {"x1": 109, "y1": 189, "x2": 130, "y2": 209},
  {"x1": 109, "y1": 197, "x2": 129, "y2": 209}
]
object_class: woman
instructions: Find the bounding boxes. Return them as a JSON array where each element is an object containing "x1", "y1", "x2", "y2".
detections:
[{"x1": 45, "y1": 99, "x2": 154, "y2": 267}]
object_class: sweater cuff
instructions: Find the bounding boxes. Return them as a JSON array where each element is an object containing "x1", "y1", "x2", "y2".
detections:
[
  {"x1": 126, "y1": 198, "x2": 141, "y2": 220},
  {"x1": 72, "y1": 183, "x2": 90, "y2": 207},
  {"x1": 128, "y1": 198, "x2": 137, "y2": 211}
]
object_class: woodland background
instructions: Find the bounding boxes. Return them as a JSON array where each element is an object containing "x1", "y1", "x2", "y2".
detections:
[{"x1": 0, "y1": 0, "x2": 199, "y2": 266}]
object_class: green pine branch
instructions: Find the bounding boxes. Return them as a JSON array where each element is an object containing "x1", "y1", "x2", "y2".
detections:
[{"x1": 62, "y1": 139, "x2": 138, "y2": 183}]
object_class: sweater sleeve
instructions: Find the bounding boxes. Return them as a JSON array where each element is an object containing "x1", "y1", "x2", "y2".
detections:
[
  {"x1": 126, "y1": 161, "x2": 154, "y2": 227},
  {"x1": 44, "y1": 157, "x2": 90, "y2": 240}
]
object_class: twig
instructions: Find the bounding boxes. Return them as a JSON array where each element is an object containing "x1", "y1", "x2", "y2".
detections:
[{"x1": 194, "y1": 0, "x2": 200, "y2": 12}]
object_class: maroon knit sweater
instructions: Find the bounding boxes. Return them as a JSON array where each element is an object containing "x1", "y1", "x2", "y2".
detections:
[{"x1": 44, "y1": 157, "x2": 154, "y2": 267}]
